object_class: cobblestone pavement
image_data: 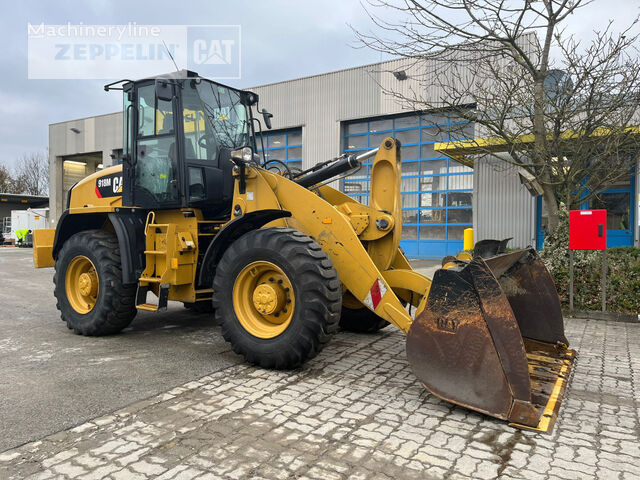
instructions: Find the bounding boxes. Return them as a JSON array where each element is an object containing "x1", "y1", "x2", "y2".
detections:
[{"x1": 1, "y1": 318, "x2": 639, "y2": 480}]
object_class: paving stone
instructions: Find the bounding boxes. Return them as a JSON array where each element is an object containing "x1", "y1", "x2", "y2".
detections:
[
  {"x1": 129, "y1": 460, "x2": 167, "y2": 476},
  {"x1": 0, "y1": 318, "x2": 638, "y2": 480},
  {"x1": 52, "y1": 462, "x2": 86, "y2": 477}
]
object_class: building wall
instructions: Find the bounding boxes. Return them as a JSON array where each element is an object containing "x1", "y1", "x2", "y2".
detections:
[
  {"x1": 474, "y1": 156, "x2": 536, "y2": 249},
  {"x1": 251, "y1": 57, "x2": 472, "y2": 172},
  {"x1": 49, "y1": 112, "x2": 123, "y2": 222}
]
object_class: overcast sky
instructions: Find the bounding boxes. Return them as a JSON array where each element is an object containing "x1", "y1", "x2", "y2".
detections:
[{"x1": 0, "y1": 0, "x2": 638, "y2": 168}]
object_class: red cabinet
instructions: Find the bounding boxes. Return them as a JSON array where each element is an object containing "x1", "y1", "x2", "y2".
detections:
[{"x1": 569, "y1": 209, "x2": 607, "y2": 250}]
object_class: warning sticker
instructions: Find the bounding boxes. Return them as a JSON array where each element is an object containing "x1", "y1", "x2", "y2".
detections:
[{"x1": 362, "y1": 278, "x2": 387, "y2": 310}]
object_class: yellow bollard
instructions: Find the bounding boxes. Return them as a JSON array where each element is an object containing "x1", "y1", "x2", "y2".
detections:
[{"x1": 463, "y1": 228, "x2": 474, "y2": 251}]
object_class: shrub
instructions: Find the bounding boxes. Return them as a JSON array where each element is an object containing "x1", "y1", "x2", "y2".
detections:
[{"x1": 540, "y1": 207, "x2": 640, "y2": 314}]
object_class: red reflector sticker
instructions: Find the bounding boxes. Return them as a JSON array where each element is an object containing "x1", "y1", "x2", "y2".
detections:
[{"x1": 363, "y1": 278, "x2": 387, "y2": 310}]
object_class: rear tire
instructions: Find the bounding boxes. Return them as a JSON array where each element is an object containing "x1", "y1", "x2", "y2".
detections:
[
  {"x1": 54, "y1": 230, "x2": 137, "y2": 335},
  {"x1": 213, "y1": 227, "x2": 341, "y2": 369},
  {"x1": 183, "y1": 301, "x2": 215, "y2": 313}
]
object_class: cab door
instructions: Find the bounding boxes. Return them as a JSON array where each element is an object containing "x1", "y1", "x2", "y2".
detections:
[
  {"x1": 123, "y1": 82, "x2": 182, "y2": 209},
  {"x1": 179, "y1": 81, "x2": 235, "y2": 212}
]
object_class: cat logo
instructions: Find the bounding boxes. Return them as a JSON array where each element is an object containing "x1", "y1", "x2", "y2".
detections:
[
  {"x1": 95, "y1": 173, "x2": 123, "y2": 198},
  {"x1": 436, "y1": 317, "x2": 458, "y2": 333}
]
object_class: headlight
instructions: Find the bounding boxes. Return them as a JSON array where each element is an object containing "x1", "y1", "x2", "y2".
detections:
[{"x1": 231, "y1": 147, "x2": 253, "y2": 164}]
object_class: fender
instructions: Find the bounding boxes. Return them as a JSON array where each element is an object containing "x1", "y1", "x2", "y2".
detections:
[
  {"x1": 107, "y1": 211, "x2": 146, "y2": 284},
  {"x1": 52, "y1": 210, "x2": 146, "y2": 285},
  {"x1": 52, "y1": 211, "x2": 109, "y2": 259},
  {"x1": 198, "y1": 209, "x2": 291, "y2": 288}
]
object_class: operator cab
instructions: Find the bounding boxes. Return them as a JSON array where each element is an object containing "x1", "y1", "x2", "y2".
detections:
[{"x1": 111, "y1": 70, "x2": 259, "y2": 216}]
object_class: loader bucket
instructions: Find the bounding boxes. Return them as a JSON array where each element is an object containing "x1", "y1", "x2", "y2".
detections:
[{"x1": 406, "y1": 249, "x2": 575, "y2": 433}]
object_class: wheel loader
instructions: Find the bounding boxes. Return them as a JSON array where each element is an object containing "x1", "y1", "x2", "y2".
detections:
[{"x1": 33, "y1": 70, "x2": 575, "y2": 433}]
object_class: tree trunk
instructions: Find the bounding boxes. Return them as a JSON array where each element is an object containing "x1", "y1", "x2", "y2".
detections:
[{"x1": 542, "y1": 183, "x2": 560, "y2": 233}]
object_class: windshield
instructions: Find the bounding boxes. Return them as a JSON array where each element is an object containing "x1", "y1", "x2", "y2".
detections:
[{"x1": 182, "y1": 79, "x2": 251, "y2": 161}]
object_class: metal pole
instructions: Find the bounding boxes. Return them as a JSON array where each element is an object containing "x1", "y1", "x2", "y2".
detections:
[
  {"x1": 602, "y1": 249, "x2": 607, "y2": 312},
  {"x1": 569, "y1": 249, "x2": 574, "y2": 311},
  {"x1": 463, "y1": 228, "x2": 474, "y2": 251}
]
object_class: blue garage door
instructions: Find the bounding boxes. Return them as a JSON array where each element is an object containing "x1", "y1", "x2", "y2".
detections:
[
  {"x1": 342, "y1": 113, "x2": 474, "y2": 259},
  {"x1": 257, "y1": 128, "x2": 303, "y2": 173}
]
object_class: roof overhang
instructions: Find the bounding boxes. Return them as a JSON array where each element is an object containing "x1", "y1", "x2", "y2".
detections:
[
  {"x1": 435, "y1": 125, "x2": 640, "y2": 168},
  {"x1": 0, "y1": 193, "x2": 49, "y2": 206}
]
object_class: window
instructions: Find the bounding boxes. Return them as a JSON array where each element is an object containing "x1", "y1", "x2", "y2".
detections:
[
  {"x1": 181, "y1": 80, "x2": 251, "y2": 162},
  {"x1": 136, "y1": 137, "x2": 178, "y2": 202},
  {"x1": 257, "y1": 128, "x2": 303, "y2": 172},
  {"x1": 342, "y1": 112, "x2": 473, "y2": 251},
  {"x1": 591, "y1": 192, "x2": 631, "y2": 230},
  {"x1": 137, "y1": 85, "x2": 156, "y2": 137}
]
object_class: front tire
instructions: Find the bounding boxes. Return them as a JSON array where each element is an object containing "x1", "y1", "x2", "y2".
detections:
[
  {"x1": 339, "y1": 305, "x2": 389, "y2": 333},
  {"x1": 212, "y1": 227, "x2": 341, "y2": 369},
  {"x1": 54, "y1": 230, "x2": 137, "y2": 335}
]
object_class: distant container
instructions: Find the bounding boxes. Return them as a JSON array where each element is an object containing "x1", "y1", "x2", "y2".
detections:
[{"x1": 9, "y1": 208, "x2": 50, "y2": 243}]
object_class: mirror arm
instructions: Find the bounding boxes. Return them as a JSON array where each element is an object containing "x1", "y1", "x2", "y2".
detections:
[
  {"x1": 238, "y1": 162, "x2": 247, "y2": 195},
  {"x1": 251, "y1": 117, "x2": 267, "y2": 166}
]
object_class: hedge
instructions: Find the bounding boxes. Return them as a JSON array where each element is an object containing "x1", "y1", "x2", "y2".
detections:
[{"x1": 539, "y1": 208, "x2": 640, "y2": 314}]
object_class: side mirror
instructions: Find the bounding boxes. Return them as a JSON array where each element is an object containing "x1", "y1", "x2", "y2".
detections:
[
  {"x1": 155, "y1": 80, "x2": 174, "y2": 102},
  {"x1": 261, "y1": 109, "x2": 273, "y2": 130}
]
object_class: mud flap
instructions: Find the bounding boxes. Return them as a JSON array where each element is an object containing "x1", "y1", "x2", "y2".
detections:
[{"x1": 406, "y1": 251, "x2": 575, "y2": 433}]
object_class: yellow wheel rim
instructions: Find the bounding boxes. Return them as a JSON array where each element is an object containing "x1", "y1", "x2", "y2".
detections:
[
  {"x1": 232, "y1": 260, "x2": 295, "y2": 339},
  {"x1": 65, "y1": 255, "x2": 99, "y2": 314}
]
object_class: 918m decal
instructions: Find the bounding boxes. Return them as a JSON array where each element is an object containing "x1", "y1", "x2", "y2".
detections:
[{"x1": 95, "y1": 173, "x2": 123, "y2": 198}]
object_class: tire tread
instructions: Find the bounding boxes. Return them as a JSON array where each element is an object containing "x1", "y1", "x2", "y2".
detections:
[
  {"x1": 54, "y1": 229, "x2": 137, "y2": 336},
  {"x1": 213, "y1": 227, "x2": 341, "y2": 369}
]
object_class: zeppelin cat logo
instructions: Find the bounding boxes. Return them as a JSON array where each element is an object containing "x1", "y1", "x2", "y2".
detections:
[{"x1": 95, "y1": 173, "x2": 123, "y2": 198}]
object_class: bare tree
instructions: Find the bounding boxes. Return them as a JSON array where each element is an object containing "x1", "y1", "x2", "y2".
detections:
[
  {"x1": 0, "y1": 163, "x2": 15, "y2": 193},
  {"x1": 356, "y1": 0, "x2": 640, "y2": 232},
  {"x1": 13, "y1": 152, "x2": 49, "y2": 196}
]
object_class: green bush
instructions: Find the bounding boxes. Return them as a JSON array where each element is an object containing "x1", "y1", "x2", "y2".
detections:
[{"x1": 540, "y1": 208, "x2": 640, "y2": 314}]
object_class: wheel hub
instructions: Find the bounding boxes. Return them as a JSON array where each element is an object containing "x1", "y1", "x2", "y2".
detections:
[
  {"x1": 78, "y1": 272, "x2": 98, "y2": 297},
  {"x1": 252, "y1": 283, "x2": 285, "y2": 315}
]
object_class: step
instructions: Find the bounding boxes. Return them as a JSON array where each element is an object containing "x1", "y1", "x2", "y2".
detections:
[
  {"x1": 136, "y1": 303, "x2": 159, "y2": 312},
  {"x1": 135, "y1": 283, "x2": 170, "y2": 312}
]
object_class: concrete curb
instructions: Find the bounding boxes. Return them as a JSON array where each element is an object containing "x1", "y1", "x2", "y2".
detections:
[{"x1": 564, "y1": 310, "x2": 639, "y2": 323}]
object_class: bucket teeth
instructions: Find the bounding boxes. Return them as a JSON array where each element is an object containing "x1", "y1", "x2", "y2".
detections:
[{"x1": 406, "y1": 249, "x2": 575, "y2": 433}]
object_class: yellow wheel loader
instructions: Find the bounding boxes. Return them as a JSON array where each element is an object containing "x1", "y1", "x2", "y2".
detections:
[{"x1": 33, "y1": 71, "x2": 575, "y2": 432}]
